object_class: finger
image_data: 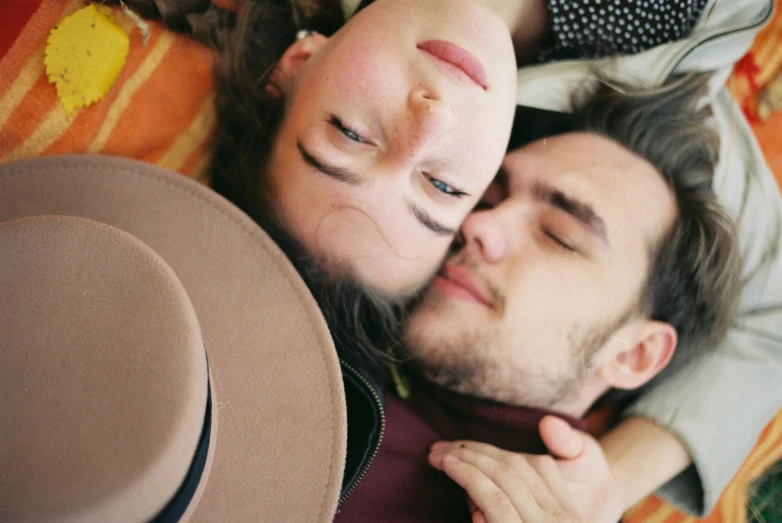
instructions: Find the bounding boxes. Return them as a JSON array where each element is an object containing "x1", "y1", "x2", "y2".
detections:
[
  {"x1": 468, "y1": 495, "x2": 478, "y2": 515},
  {"x1": 555, "y1": 435, "x2": 607, "y2": 483},
  {"x1": 430, "y1": 440, "x2": 522, "y2": 469},
  {"x1": 523, "y1": 453, "x2": 577, "y2": 512},
  {"x1": 441, "y1": 446, "x2": 562, "y2": 516},
  {"x1": 469, "y1": 499, "x2": 488, "y2": 523},
  {"x1": 539, "y1": 416, "x2": 583, "y2": 460},
  {"x1": 468, "y1": 496, "x2": 489, "y2": 523},
  {"x1": 440, "y1": 456, "x2": 525, "y2": 523},
  {"x1": 431, "y1": 441, "x2": 566, "y2": 512}
]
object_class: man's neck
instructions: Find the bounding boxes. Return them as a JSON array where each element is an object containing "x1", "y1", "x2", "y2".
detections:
[
  {"x1": 544, "y1": 379, "x2": 611, "y2": 419},
  {"x1": 406, "y1": 372, "x2": 587, "y2": 448}
]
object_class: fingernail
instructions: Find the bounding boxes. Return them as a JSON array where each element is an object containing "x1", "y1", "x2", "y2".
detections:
[
  {"x1": 443, "y1": 455, "x2": 461, "y2": 465},
  {"x1": 430, "y1": 441, "x2": 448, "y2": 452}
]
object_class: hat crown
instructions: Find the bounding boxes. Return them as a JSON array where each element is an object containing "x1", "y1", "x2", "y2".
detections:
[
  {"x1": 0, "y1": 216, "x2": 208, "y2": 522},
  {"x1": 0, "y1": 155, "x2": 347, "y2": 522}
]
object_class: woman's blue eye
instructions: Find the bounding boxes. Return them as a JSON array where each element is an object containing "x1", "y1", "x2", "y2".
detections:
[
  {"x1": 330, "y1": 115, "x2": 366, "y2": 143},
  {"x1": 429, "y1": 176, "x2": 466, "y2": 198},
  {"x1": 342, "y1": 126, "x2": 363, "y2": 142}
]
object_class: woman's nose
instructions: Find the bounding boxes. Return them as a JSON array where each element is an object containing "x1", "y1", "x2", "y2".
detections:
[{"x1": 404, "y1": 87, "x2": 458, "y2": 156}]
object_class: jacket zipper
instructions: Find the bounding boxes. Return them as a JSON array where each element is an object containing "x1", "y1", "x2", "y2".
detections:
[{"x1": 338, "y1": 360, "x2": 386, "y2": 506}]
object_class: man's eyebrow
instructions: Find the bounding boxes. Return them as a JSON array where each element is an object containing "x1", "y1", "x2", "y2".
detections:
[
  {"x1": 407, "y1": 199, "x2": 458, "y2": 237},
  {"x1": 296, "y1": 139, "x2": 364, "y2": 186},
  {"x1": 534, "y1": 183, "x2": 609, "y2": 245}
]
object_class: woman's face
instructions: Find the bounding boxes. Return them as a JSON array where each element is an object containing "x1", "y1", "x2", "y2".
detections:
[{"x1": 268, "y1": 0, "x2": 517, "y2": 297}]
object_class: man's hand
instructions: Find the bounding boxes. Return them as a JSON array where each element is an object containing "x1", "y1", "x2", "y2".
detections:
[
  {"x1": 428, "y1": 440, "x2": 582, "y2": 523},
  {"x1": 538, "y1": 416, "x2": 625, "y2": 523}
]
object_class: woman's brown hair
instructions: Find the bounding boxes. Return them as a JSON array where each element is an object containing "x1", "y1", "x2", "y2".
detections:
[
  {"x1": 111, "y1": 0, "x2": 405, "y2": 367},
  {"x1": 204, "y1": 0, "x2": 406, "y2": 369}
]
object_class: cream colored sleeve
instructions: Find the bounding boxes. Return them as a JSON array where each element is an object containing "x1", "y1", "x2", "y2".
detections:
[{"x1": 626, "y1": 87, "x2": 782, "y2": 516}]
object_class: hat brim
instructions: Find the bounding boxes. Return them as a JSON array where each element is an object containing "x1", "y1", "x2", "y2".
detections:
[{"x1": 0, "y1": 155, "x2": 346, "y2": 521}]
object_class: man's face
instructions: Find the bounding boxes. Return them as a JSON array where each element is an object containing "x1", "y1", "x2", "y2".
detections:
[{"x1": 404, "y1": 132, "x2": 677, "y2": 411}]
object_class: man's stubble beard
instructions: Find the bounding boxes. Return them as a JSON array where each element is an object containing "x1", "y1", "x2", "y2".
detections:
[{"x1": 403, "y1": 291, "x2": 633, "y2": 411}]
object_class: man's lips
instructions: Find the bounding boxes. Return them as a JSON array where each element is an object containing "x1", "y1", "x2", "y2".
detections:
[
  {"x1": 431, "y1": 263, "x2": 493, "y2": 307},
  {"x1": 417, "y1": 40, "x2": 488, "y2": 90}
]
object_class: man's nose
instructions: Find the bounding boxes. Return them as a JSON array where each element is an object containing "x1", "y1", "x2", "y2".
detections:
[
  {"x1": 460, "y1": 208, "x2": 508, "y2": 263},
  {"x1": 402, "y1": 87, "x2": 458, "y2": 158}
]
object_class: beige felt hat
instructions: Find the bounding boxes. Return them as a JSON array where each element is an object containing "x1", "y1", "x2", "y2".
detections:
[{"x1": 0, "y1": 155, "x2": 347, "y2": 522}]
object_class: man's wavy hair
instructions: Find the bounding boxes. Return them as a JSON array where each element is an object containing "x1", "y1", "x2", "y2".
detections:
[{"x1": 571, "y1": 75, "x2": 742, "y2": 376}]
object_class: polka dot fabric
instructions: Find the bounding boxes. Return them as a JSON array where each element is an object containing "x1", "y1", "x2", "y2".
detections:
[{"x1": 539, "y1": 0, "x2": 709, "y2": 61}]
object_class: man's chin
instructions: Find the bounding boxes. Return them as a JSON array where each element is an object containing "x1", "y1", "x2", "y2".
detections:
[
  {"x1": 401, "y1": 345, "x2": 488, "y2": 400},
  {"x1": 405, "y1": 305, "x2": 455, "y2": 351},
  {"x1": 402, "y1": 316, "x2": 451, "y2": 363}
]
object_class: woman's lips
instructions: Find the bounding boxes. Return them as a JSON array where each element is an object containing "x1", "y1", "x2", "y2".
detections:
[{"x1": 417, "y1": 40, "x2": 488, "y2": 90}]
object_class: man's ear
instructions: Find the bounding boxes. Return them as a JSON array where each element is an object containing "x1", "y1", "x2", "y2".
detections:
[
  {"x1": 596, "y1": 321, "x2": 677, "y2": 390},
  {"x1": 266, "y1": 33, "x2": 328, "y2": 99}
]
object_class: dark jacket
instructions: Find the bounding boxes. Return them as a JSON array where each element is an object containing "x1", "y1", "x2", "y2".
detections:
[
  {"x1": 337, "y1": 356, "x2": 386, "y2": 505},
  {"x1": 334, "y1": 373, "x2": 587, "y2": 522}
]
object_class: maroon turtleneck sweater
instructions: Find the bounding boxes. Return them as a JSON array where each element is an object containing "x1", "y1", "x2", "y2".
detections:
[{"x1": 334, "y1": 375, "x2": 585, "y2": 523}]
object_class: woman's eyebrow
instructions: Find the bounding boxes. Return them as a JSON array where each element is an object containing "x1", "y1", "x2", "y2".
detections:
[
  {"x1": 407, "y1": 199, "x2": 458, "y2": 236},
  {"x1": 297, "y1": 138, "x2": 455, "y2": 236},
  {"x1": 297, "y1": 139, "x2": 364, "y2": 186}
]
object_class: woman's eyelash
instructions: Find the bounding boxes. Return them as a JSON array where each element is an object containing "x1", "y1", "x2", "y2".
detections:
[
  {"x1": 326, "y1": 116, "x2": 467, "y2": 200},
  {"x1": 329, "y1": 115, "x2": 366, "y2": 143},
  {"x1": 427, "y1": 175, "x2": 467, "y2": 198}
]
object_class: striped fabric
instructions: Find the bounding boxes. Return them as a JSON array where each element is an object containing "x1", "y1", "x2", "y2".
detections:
[
  {"x1": 625, "y1": 410, "x2": 782, "y2": 522},
  {"x1": 1, "y1": 2, "x2": 780, "y2": 522},
  {"x1": 730, "y1": 0, "x2": 782, "y2": 191},
  {"x1": 0, "y1": 0, "x2": 216, "y2": 184},
  {"x1": 627, "y1": 2, "x2": 782, "y2": 519}
]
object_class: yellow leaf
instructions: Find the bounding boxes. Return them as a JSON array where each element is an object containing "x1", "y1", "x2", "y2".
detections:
[{"x1": 44, "y1": 4, "x2": 130, "y2": 115}]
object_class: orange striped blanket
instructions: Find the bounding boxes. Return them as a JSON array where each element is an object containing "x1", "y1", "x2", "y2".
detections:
[
  {"x1": 0, "y1": 0, "x2": 215, "y2": 183},
  {"x1": 731, "y1": 0, "x2": 782, "y2": 192},
  {"x1": 1, "y1": 1, "x2": 780, "y2": 521},
  {"x1": 622, "y1": 8, "x2": 782, "y2": 520}
]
